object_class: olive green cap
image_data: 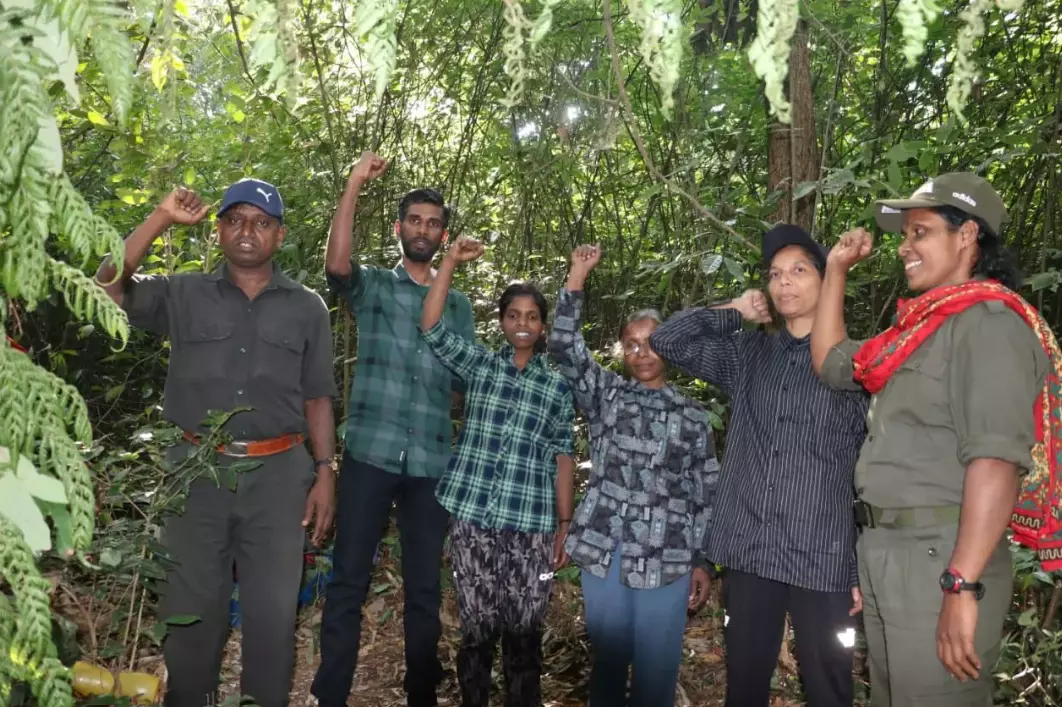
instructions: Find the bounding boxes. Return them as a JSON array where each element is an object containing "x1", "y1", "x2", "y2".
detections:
[{"x1": 875, "y1": 172, "x2": 1008, "y2": 236}]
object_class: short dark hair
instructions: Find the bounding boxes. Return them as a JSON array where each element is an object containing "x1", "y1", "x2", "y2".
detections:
[
  {"x1": 398, "y1": 189, "x2": 451, "y2": 229},
  {"x1": 931, "y1": 205, "x2": 1023, "y2": 291},
  {"x1": 498, "y1": 282, "x2": 548, "y2": 321}
]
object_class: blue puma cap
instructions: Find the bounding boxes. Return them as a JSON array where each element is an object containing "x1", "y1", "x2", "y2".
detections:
[{"x1": 217, "y1": 178, "x2": 284, "y2": 223}]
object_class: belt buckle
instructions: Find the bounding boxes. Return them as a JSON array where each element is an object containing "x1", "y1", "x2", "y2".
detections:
[
  {"x1": 853, "y1": 500, "x2": 875, "y2": 529},
  {"x1": 224, "y1": 441, "x2": 250, "y2": 458}
]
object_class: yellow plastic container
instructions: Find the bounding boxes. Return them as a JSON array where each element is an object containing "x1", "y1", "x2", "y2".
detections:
[{"x1": 71, "y1": 660, "x2": 161, "y2": 704}]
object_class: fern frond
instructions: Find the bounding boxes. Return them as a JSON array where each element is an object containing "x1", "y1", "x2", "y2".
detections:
[
  {"x1": 86, "y1": 0, "x2": 135, "y2": 125},
  {"x1": 48, "y1": 174, "x2": 125, "y2": 273},
  {"x1": 48, "y1": 258, "x2": 129, "y2": 345},
  {"x1": 38, "y1": 426, "x2": 94, "y2": 551}
]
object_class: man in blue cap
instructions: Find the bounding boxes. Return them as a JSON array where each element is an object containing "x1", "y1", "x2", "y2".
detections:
[{"x1": 95, "y1": 179, "x2": 339, "y2": 707}]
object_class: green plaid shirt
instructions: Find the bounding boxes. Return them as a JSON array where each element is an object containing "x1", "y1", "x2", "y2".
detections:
[
  {"x1": 421, "y1": 320, "x2": 576, "y2": 533},
  {"x1": 329, "y1": 262, "x2": 476, "y2": 478}
]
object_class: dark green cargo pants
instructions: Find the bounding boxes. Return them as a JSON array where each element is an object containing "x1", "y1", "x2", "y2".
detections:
[
  {"x1": 858, "y1": 520, "x2": 1011, "y2": 706},
  {"x1": 158, "y1": 442, "x2": 316, "y2": 707}
]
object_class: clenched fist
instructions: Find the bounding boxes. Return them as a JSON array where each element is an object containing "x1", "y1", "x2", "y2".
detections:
[
  {"x1": 349, "y1": 151, "x2": 389, "y2": 186},
  {"x1": 731, "y1": 289, "x2": 772, "y2": 324},
  {"x1": 570, "y1": 244, "x2": 602, "y2": 273},
  {"x1": 828, "y1": 228, "x2": 873, "y2": 272},
  {"x1": 446, "y1": 235, "x2": 484, "y2": 264},
  {"x1": 156, "y1": 188, "x2": 209, "y2": 226}
]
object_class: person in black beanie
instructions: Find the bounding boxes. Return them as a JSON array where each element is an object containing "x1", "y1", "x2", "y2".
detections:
[{"x1": 650, "y1": 224, "x2": 869, "y2": 707}]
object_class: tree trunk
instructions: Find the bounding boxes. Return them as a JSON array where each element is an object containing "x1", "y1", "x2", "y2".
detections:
[{"x1": 767, "y1": 20, "x2": 819, "y2": 232}]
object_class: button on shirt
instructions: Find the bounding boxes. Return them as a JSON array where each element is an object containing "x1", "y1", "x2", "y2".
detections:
[
  {"x1": 549, "y1": 289, "x2": 719, "y2": 590},
  {"x1": 420, "y1": 320, "x2": 575, "y2": 533},
  {"x1": 651, "y1": 306, "x2": 868, "y2": 592},
  {"x1": 121, "y1": 262, "x2": 338, "y2": 439},
  {"x1": 328, "y1": 262, "x2": 476, "y2": 479}
]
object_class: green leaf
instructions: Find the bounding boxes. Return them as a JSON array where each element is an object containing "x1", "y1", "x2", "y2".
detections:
[
  {"x1": 99, "y1": 548, "x2": 122, "y2": 567},
  {"x1": 0, "y1": 474, "x2": 52, "y2": 553},
  {"x1": 701, "y1": 254, "x2": 723, "y2": 275},
  {"x1": 1027, "y1": 271, "x2": 1059, "y2": 292},
  {"x1": 1017, "y1": 607, "x2": 1037, "y2": 627},
  {"x1": 232, "y1": 109, "x2": 246, "y2": 124},
  {"x1": 37, "y1": 501, "x2": 75, "y2": 557},
  {"x1": 87, "y1": 110, "x2": 110, "y2": 126},
  {"x1": 723, "y1": 257, "x2": 746, "y2": 283},
  {"x1": 165, "y1": 614, "x2": 201, "y2": 625},
  {"x1": 793, "y1": 181, "x2": 818, "y2": 200},
  {"x1": 887, "y1": 162, "x2": 903, "y2": 190},
  {"x1": 16, "y1": 454, "x2": 67, "y2": 503},
  {"x1": 183, "y1": 167, "x2": 196, "y2": 186}
]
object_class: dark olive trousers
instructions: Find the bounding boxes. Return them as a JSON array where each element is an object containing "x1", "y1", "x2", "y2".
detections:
[
  {"x1": 158, "y1": 443, "x2": 315, "y2": 707},
  {"x1": 858, "y1": 523, "x2": 1011, "y2": 706}
]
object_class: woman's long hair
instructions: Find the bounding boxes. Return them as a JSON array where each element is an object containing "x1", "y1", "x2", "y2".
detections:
[{"x1": 932, "y1": 205, "x2": 1023, "y2": 291}]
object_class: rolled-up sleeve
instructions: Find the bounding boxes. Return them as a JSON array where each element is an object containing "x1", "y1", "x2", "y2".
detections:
[
  {"x1": 122, "y1": 274, "x2": 172, "y2": 335},
  {"x1": 649, "y1": 306, "x2": 745, "y2": 396},
  {"x1": 819, "y1": 338, "x2": 866, "y2": 392},
  {"x1": 301, "y1": 292, "x2": 339, "y2": 400},
  {"x1": 949, "y1": 305, "x2": 1047, "y2": 471},
  {"x1": 326, "y1": 261, "x2": 374, "y2": 311},
  {"x1": 550, "y1": 386, "x2": 576, "y2": 459}
]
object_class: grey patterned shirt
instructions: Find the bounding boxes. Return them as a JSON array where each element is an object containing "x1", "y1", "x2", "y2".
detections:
[{"x1": 548, "y1": 288, "x2": 720, "y2": 589}]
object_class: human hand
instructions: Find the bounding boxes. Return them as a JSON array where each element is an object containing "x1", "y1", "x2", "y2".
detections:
[
  {"x1": 156, "y1": 188, "x2": 210, "y2": 226},
  {"x1": 730, "y1": 289, "x2": 772, "y2": 324},
  {"x1": 301, "y1": 470, "x2": 336, "y2": 547},
  {"x1": 849, "y1": 586, "x2": 863, "y2": 616},
  {"x1": 570, "y1": 244, "x2": 602, "y2": 274},
  {"x1": 552, "y1": 526, "x2": 570, "y2": 570},
  {"x1": 688, "y1": 567, "x2": 712, "y2": 610},
  {"x1": 936, "y1": 592, "x2": 981, "y2": 681},
  {"x1": 446, "y1": 235, "x2": 485, "y2": 264},
  {"x1": 827, "y1": 228, "x2": 873, "y2": 272},
  {"x1": 349, "y1": 151, "x2": 389, "y2": 186}
]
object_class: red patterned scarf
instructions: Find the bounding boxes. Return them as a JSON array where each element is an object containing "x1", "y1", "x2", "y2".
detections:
[{"x1": 851, "y1": 280, "x2": 1062, "y2": 571}]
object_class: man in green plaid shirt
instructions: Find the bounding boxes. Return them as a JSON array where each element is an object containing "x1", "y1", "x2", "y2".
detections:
[{"x1": 311, "y1": 153, "x2": 476, "y2": 707}]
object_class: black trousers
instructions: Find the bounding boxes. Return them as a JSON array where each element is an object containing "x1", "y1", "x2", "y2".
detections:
[
  {"x1": 160, "y1": 443, "x2": 314, "y2": 707},
  {"x1": 311, "y1": 455, "x2": 450, "y2": 707},
  {"x1": 722, "y1": 570, "x2": 855, "y2": 707}
]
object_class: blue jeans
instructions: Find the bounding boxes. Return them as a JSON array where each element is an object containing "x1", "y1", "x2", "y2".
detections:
[{"x1": 581, "y1": 555, "x2": 691, "y2": 707}]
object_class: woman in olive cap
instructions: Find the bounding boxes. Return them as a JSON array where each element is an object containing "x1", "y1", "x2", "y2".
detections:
[{"x1": 811, "y1": 172, "x2": 1060, "y2": 705}]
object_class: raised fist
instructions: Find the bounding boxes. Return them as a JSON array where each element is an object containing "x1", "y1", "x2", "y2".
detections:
[
  {"x1": 570, "y1": 244, "x2": 602, "y2": 273},
  {"x1": 157, "y1": 188, "x2": 209, "y2": 226},
  {"x1": 447, "y1": 235, "x2": 484, "y2": 263},
  {"x1": 349, "y1": 151, "x2": 389, "y2": 185},
  {"x1": 732, "y1": 289, "x2": 772, "y2": 324},
  {"x1": 828, "y1": 228, "x2": 873, "y2": 271}
]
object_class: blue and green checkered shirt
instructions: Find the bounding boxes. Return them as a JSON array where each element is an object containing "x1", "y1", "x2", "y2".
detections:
[
  {"x1": 329, "y1": 262, "x2": 476, "y2": 478},
  {"x1": 421, "y1": 319, "x2": 576, "y2": 533}
]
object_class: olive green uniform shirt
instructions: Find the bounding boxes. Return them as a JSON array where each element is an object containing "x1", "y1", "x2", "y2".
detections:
[
  {"x1": 821, "y1": 300, "x2": 1049, "y2": 508},
  {"x1": 122, "y1": 262, "x2": 338, "y2": 440}
]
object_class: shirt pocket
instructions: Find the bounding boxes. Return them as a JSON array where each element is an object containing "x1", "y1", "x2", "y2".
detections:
[
  {"x1": 174, "y1": 317, "x2": 234, "y2": 380},
  {"x1": 257, "y1": 320, "x2": 304, "y2": 392}
]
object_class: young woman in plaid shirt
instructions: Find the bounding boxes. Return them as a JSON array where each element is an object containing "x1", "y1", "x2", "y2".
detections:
[{"x1": 420, "y1": 235, "x2": 576, "y2": 707}]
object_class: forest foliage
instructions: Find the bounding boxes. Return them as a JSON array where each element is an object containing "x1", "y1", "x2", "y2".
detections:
[{"x1": 2, "y1": 0, "x2": 1062, "y2": 703}]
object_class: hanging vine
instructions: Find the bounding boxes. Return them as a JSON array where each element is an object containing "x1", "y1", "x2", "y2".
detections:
[
  {"x1": 625, "y1": 0, "x2": 684, "y2": 118},
  {"x1": 746, "y1": 0, "x2": 799, "y2": 123},
  {"x1": 896, "y1": 0, "x2": 941, "y2": 66},
  {"x1": 353, "y1": 0, "x2": 399, "y2": 103}
]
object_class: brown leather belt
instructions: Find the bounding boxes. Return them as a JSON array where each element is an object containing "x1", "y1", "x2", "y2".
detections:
[{"x1": 183, "y1": 431, "x2": 305, "y2": 458}]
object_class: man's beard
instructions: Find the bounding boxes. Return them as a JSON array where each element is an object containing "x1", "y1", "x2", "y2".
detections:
[{"x1": 400, "y1": 235, "x2": 439, "y2": 263}]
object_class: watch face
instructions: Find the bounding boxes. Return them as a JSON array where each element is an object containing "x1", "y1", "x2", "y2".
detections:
[{"x1": 939, "y1": 570, "x2": 958, "y2": 592}]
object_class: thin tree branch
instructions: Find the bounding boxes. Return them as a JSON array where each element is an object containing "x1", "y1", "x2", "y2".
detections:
[{"x1": 601, "y1": 0, "x2": 756, "y2": 252}]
